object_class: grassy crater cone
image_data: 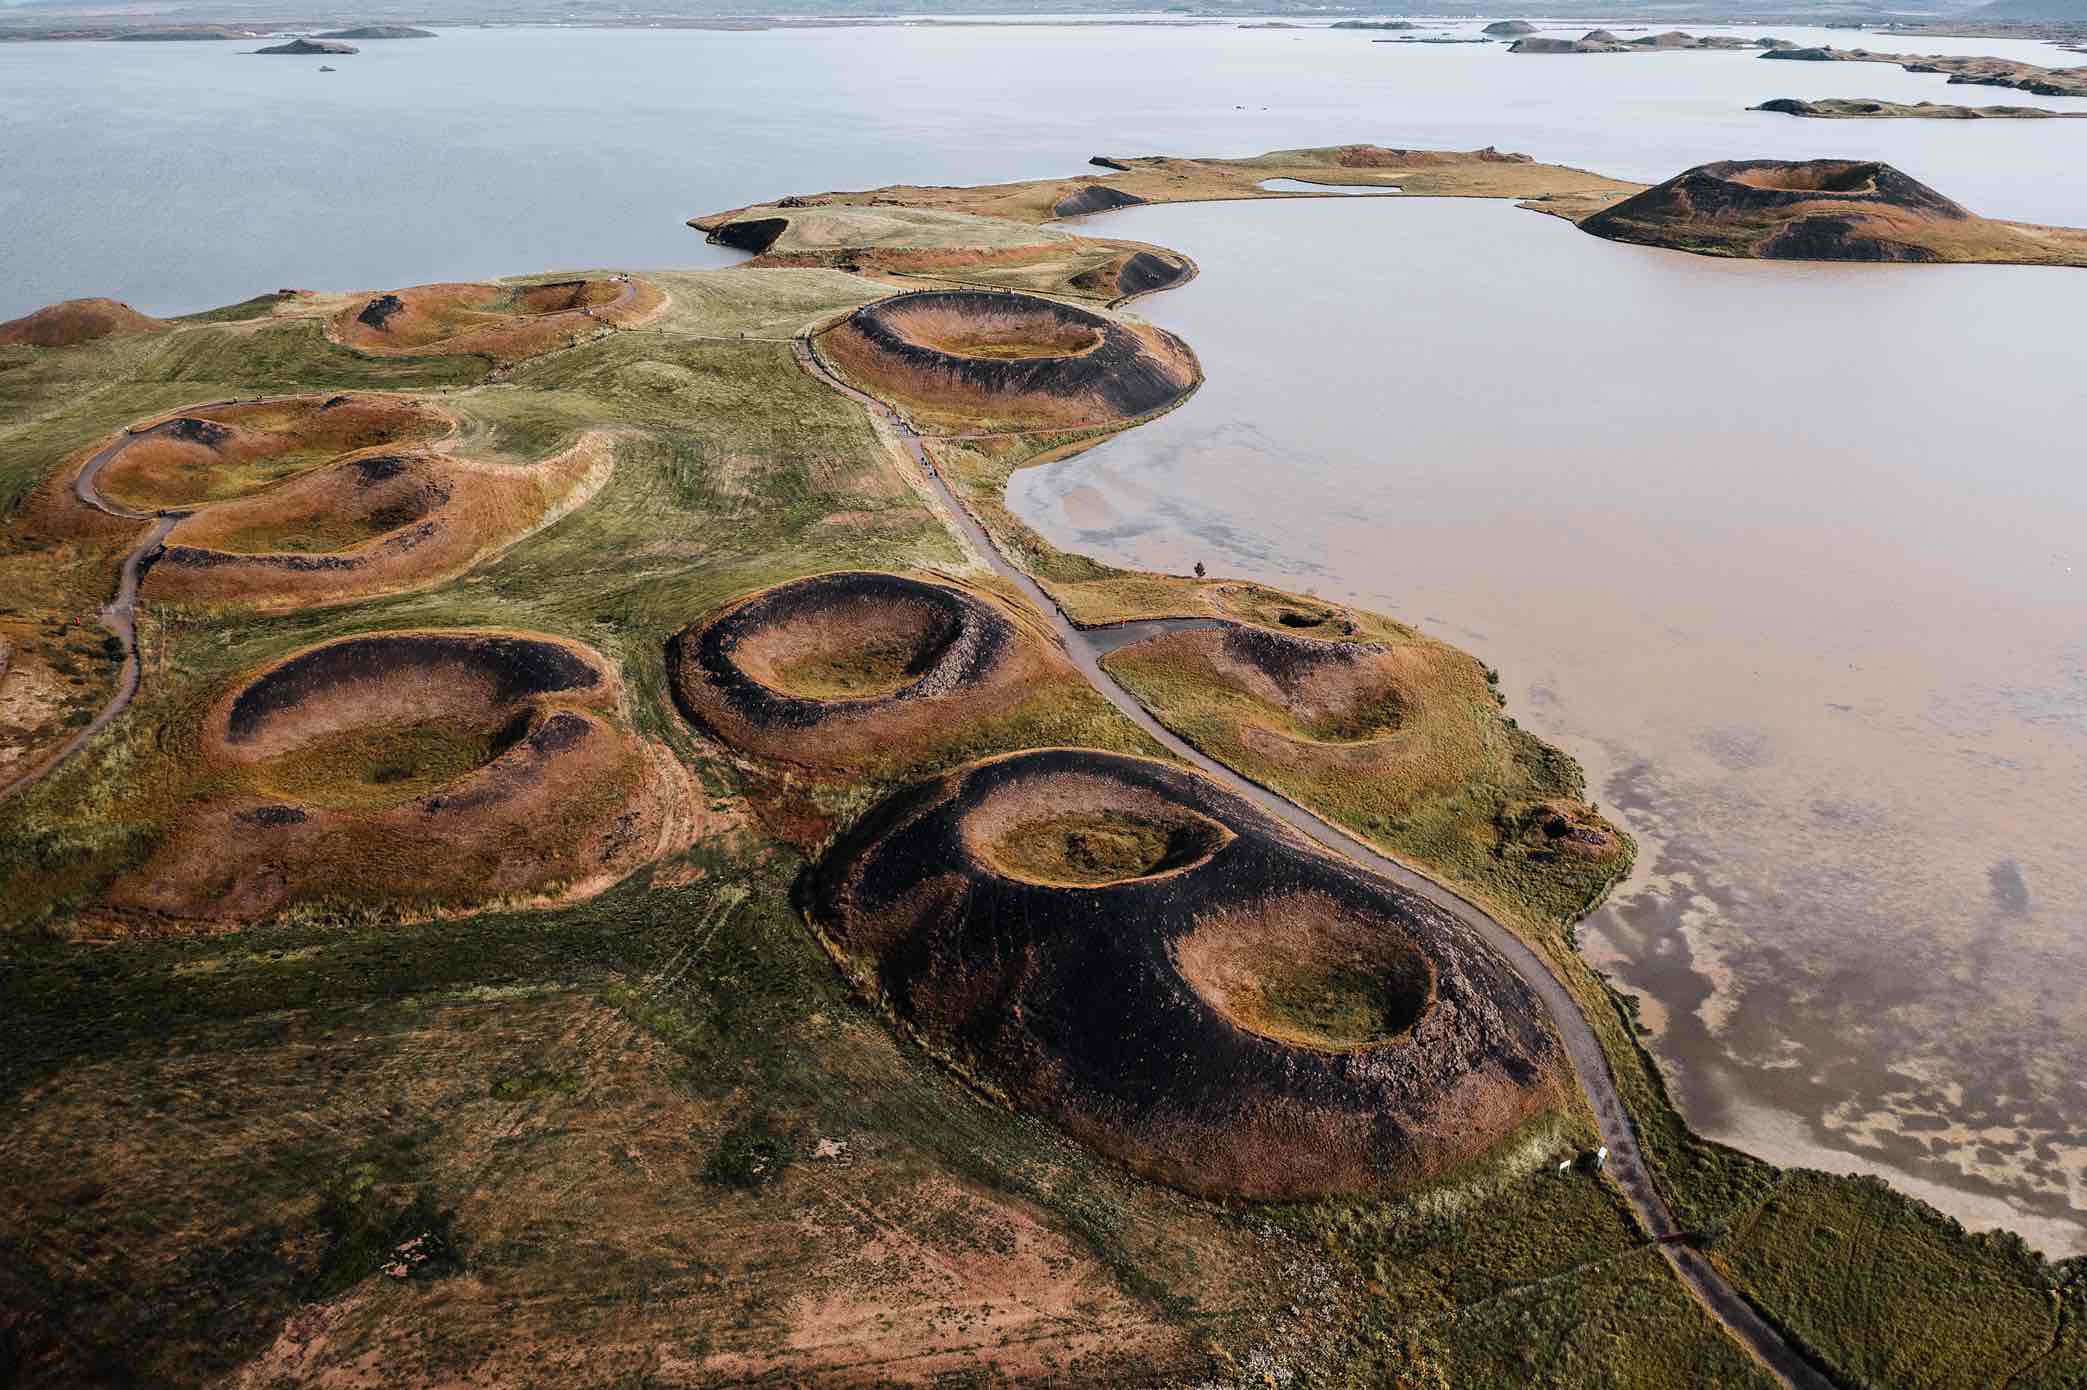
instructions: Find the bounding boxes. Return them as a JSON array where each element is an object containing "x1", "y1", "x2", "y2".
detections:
[
  {"x1": 808, "y1": 748, "x2": 1568, "y2": 1200},
  {"x1": 819, "y1": 289, "x2": 1198, "y2": 432},
  {"x1": 668, "y1": 571, "x2": 1049, "y2": 770},
  {"x1": 101, "y1": 631, "x2": 690, "y2": 927}
]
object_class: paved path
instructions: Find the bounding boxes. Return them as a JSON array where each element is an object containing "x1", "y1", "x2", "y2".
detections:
[{"x1": 795, "y1": 332, "x2": 1836, "y2": 1390}]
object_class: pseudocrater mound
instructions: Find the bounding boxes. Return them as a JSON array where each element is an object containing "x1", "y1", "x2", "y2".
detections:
[
  {"x1": 1579, "y1": 158, "x2": 1991, "y2": 262},
  {"x1": 106, "y1": 631, "x2": 694, "y2": 926},
  {"x1": 99, "y1": 396, "x2": 610, "y2": 612},
  {"x1": 810, "y1": 748, "x2": 1566, "y2": 1199},
  {"x1": 670, "y1": 571, "x2": 1049, "y2": 769},
  {"x1": 330, "y1": 276, "x2": 664, "y2": 361},
  {"x1": 818, "y1": 290, "x2": 1199, "y2": 433},
  {"x1": 95, "y1": 394, "x2": 449, "y2": 512}
]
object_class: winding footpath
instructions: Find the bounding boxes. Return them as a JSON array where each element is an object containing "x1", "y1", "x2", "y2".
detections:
[
  {"x1": 0, "y1": 420, "x2": 207, "y2": 803},
  {"x1": 795, "y1": 334, "x2": 1836, "y2": 1390}
]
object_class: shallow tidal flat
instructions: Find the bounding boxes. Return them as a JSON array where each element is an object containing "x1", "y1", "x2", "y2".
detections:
[{"x1": 1010, "y1": 194, "x2": 2087, "y2": 1253}]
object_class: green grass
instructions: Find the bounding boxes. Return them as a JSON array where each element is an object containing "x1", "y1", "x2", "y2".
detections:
[
  {"x1": 1712, "y1": 1171, "x2": 2075, "y2": 1387},
  {"x1": 983, "y1": 808, "x2": 1219, "y2": 885}
]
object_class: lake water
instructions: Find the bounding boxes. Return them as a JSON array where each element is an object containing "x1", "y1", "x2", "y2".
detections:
[
  {"x1": 1011, "y1": 195, "x2": 2087, "y2": 1254},
  {"x1": 6, "y1": 18, "x2": 2086, "y2": 1251},
  {"x1": 4, "y1": 18, "x2": 2087, "y2": 318}
]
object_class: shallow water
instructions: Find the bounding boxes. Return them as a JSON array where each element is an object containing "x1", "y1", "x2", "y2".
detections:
[
  {"x1": 1010, "y1": 194, "x2": 2087, "y2": 1253},
  {"x1": 5, "y1": 18, "x2": 2087, "y2": 317},
  {"x1": 8, "y1": 17, "x2": 2087, "y2": 1251}
]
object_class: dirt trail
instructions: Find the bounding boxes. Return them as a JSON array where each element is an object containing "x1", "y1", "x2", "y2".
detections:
[
  {"x1": 0, "y1": 422, "x2": 207, "y2": 803},
  {"x1": 794, "y1": 334, "x2": 1836, "y2": 1390}
]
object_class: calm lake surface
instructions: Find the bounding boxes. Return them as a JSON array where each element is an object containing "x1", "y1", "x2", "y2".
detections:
[
  {"x1": 4, "y1": 18, "x2": 2087, "y2": 318},
  {"x1": 1013, "y1": 195, "x2": 2087, "y2": 1254},
  {"x1": 6, "y1": 19, "x2": 2085, "y2": 1250}
]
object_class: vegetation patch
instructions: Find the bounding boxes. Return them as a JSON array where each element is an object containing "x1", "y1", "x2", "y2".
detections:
[{"x1": 981, "y1": 806, "x2": 1226, "y2": 886}]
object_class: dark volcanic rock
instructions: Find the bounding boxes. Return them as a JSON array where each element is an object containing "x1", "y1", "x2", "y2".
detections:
[
  {"x1": 1050, "y1": 183, "x2": 1149, "y2": 219},
  {"x1": 1111, "y1": 250, "x2": 1191, "y2": 299},
  {"x1": 810, "y1": 748, "x2": 1565, "y2": 1200},
  {"x1": 355, "y1": 293, "x2": 404, "y2": 329},
  {"x1": 708, "y1": 216, "x2": 788, "y2": 253}
]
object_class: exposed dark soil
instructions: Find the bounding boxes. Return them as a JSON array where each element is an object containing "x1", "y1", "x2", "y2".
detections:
[
  {"x1": 1051, "y1": 183, "x2": 1149, "y2": 219},
  {"x1": 807, "y1": 748, "x2": 1566, "y2": 1200}
]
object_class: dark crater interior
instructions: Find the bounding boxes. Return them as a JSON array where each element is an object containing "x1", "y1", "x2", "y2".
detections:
[
  {"x1": 225, "y1": 632, "x2": 600, "y2": 748},
  {"x1": 671, "y1": 571, "x2": 1013, "y2": 737},
  {"x1": 807, "y1": 748, "x2": 1562, "y2": 1199}
]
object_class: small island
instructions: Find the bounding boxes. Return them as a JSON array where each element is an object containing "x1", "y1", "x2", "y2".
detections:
[
  {"x1": 1764, "y1": 45, "x2": 2087, "y2": 98},
  {"x1": 255, "y1": 37, "x2": 359, "y2": 55},
  {"x1": 1482, "y1": 19, "x2": 1537, "y2": 36},
  {"x1": 1754, "y1": 95, "x2": 2087, "y2": 119}
]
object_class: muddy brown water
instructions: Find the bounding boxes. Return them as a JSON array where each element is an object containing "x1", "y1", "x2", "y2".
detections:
[{"x1": 1011, "y1": 195, "x2": 2087, "y2": 1255}]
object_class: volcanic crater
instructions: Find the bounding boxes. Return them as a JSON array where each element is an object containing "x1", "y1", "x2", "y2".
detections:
[
  {"x1": 669, "y1": 571, "x2": 1051, "y2": 770},
  {"x1": 104, "y1": 631, "x2": 695, "y2": 926},
  {"x1": 808, "y1": 748, "x2": 1567, "y2": 1199},
  {"x1": 330, "y1": 276, "x2": 665, "y2": 360},
  {"x1": 1579, "y1": 158, "x2": 1990, "y2": 262},
  {"x1": 817, "y1": 290, "x2": 1199, "y2": 432}
]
